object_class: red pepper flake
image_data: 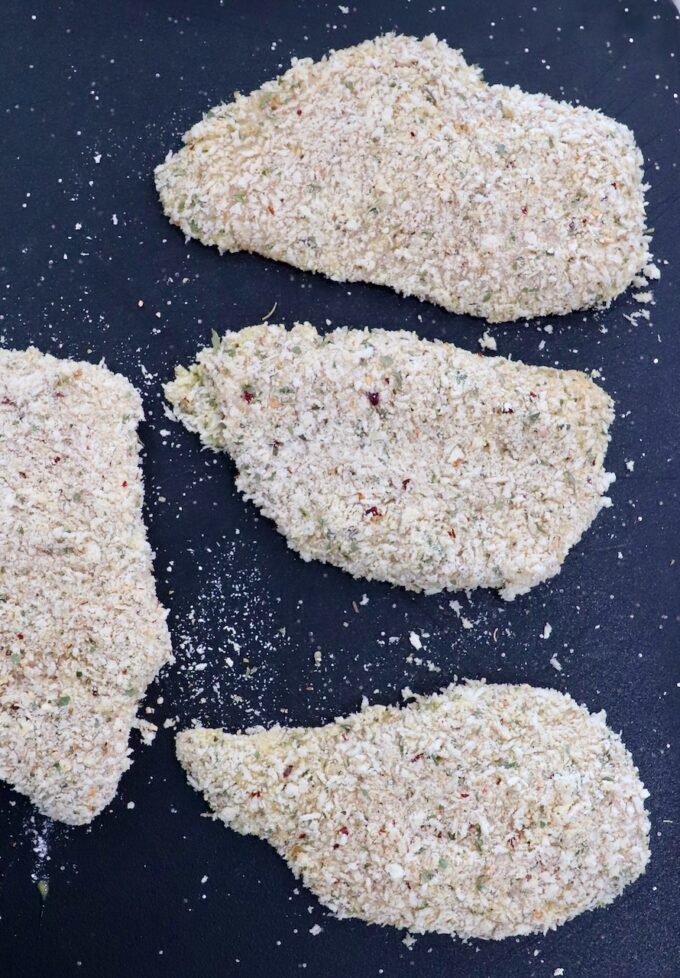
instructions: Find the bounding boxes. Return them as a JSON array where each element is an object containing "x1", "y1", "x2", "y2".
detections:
[
  {"x1": 242, "y1": 390, "x2": 255, "y2": 403},
  {"x1": 402, "y1": 478, "x2": 411, "y2": 490},
  {"x1": 339, "y1": 826, "x2": 349, "y2": 836},
  {"x1": 411, "y1": 752, "x2": 424, "y2": 762},
  {"x1": 410, "y1": 131, "x2": 416, "y2": 137},
  {"x1": 521, "y1": 206, "x2": 528, "y2": 215},
  {"x1": 529, "y1": 391, "x2": 538, "y2": 399},
  {"x1": 282, "y1": 764, "x2": 293, "y2": 778},
  {"x1": 367, "y1": 391, "x2": 380, "y2": 406},
  {"x1": 54, "y1": 391, "x2": 65, "y2": 398},
  {"x1": 500, "y1": 406, "x2": 514, "y2": 415},
  {"x1": 250, "y1": 790, "x2": 261, "y2": 798},
  {"x1": 267, "y1": 204, "x2": 275, "y2": 215},
  {"x1": 611, "y1": 181, "x2": 618, "y2": 189},
  {"x1": 447, "y1": 528, "x2": 456, "y2": 539},
  {"x1": 333, "y1": 843, "x2": 340, "y2": 849},
  {"x1": 53, "y1": 456, "x2": 61, "y2": 464},
  {"x1": 121, "y1": 480, "x2": 128, "y2": 488},
  {"x1": 460, "y1": 793, "x2": 469, "y2": 798},
  {"x1": 272, "y1": 439, "x2": 283, "y2": 455},
  {"x1": 18, "y1": 472, "x2": 27, "y2": 479},
  {"x1": 17, "y1": 633, "x2": 24, "y2": 640},
  {"x1": 1, "y1": 397, "x2": 16, "y2": 406},
  {"x1": 364, "y1": 506, "x2": 382, "y2": 519},
  {"x1": 296, "y1": 108, "x2": 302, "y2": 116}
]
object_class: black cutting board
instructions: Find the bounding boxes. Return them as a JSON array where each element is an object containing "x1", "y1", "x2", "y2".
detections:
[{"x1": 1, "y1": 1, "x2": 678, "y2": 976}]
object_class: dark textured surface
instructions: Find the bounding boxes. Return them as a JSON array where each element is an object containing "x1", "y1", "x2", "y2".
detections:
[{"x1": 0, "y1": 1, "x2": 678, "y2": 976}]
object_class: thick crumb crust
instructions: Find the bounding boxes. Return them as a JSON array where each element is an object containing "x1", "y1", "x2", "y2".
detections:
[
  {"x1": 177, "y1": 682, "x2": 650, "y2": 940},
  {"x1": 166, "y1": 323, "x2": 614, "y2": 598},
  {"x1": 0, "y1": 349, "x2": 173, "y2": 825},
  {"x1": 156, "y1": 33, "x2": 651, "y2": 322}
]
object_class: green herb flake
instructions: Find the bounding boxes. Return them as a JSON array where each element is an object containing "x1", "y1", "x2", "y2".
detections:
[
  {"x1": 37, "y1": 880, "x2": 49, "y2": 903},
  {"x1": 211, "y1": 329, "x2": 221, "y2": 350},
  {"x1": 56, "y1": 695, "x2": 70, "y2": 707}
]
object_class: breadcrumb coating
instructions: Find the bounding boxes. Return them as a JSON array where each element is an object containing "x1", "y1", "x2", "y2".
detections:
[
  {"x1": 155, "y1": 33, "x2": 651, "y2": 323},
  {"x1": 0, "y1": 349, "x2": 173, "y2": 825},
  {"x1": 177, "y1": 682, "x2": 650, "y2": 940},
  {"x1": 166, "y1": 323, "x2": 614, "y2": 599}
]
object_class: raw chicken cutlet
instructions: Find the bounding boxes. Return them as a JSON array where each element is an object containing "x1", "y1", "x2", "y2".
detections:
[
  {"x1": 155, "y1": 33, "x2": 653, "y2": 323},
  {"x1": 177, "y1": 682, "x2": 650, "y2": 940},
  {"x1": 166, "y1": 323, "x2": 614, "y2": 599},
  {"x1": 0, "y1": 349, "x2": 173, "y2": 825}
]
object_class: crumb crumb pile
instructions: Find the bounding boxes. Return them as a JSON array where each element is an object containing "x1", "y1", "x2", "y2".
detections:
[
  {"x1": 177, "y1": 682, "x2": 650, "y2": 940},
  {"x1": 155, "y1": 33, "x2": 652, "y2": 323},
  {"x1": 166, "y1": 323, "x2": 615, "y2": 599},
  {"x1": 0, "y1": 349, "x2": 173, "y2": 825}
]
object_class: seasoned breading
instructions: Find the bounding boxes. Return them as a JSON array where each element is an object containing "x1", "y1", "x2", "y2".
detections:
[
  {"x1": 177, "y1": 682, "x2": 650, "y2": 940},
  {"x1": 0, "y1": 349, "x2": 173, "y2": 825},
  {"x1": 166, "y1": 323, "x2": 614, "y2": 599},
  {"x1": 155, "y1": 33, "x2": 651, "y2": 323}
]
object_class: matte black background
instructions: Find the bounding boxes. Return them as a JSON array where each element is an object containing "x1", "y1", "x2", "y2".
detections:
[{"x1": 0, "y1": 1, "x2": 678, "y2": 976}]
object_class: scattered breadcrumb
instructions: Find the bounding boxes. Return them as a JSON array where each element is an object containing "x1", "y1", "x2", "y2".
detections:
[
  {"x1": 479, "y1": 331, "x2": 497, "y2": 352},
  {"x1": 155, "y1": 33, "x2": 652, "y2": 323},
  {"x1": 166, "y1": 323, "x2": 615, "y2": 599},
  {"x1": 0, "y1": 349, "x2": 173, "y2": 825},
  {"x1": 176, "y1": 681, "x2": 650, "y2": 940}
]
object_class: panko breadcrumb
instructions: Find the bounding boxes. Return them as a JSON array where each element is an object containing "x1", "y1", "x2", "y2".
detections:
[
  {"x1": 0, "y1": 349, "x2": 173, "y2": 825},
  {"x1": 166, "y1": 323, "x2": 614, "y2": 599},
  {"x1": 176, "y1": 681, "x2": 650, "y2": 940},
  {"x1": 155, "y1": 33, "x2": 652, "y2": 323}
]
